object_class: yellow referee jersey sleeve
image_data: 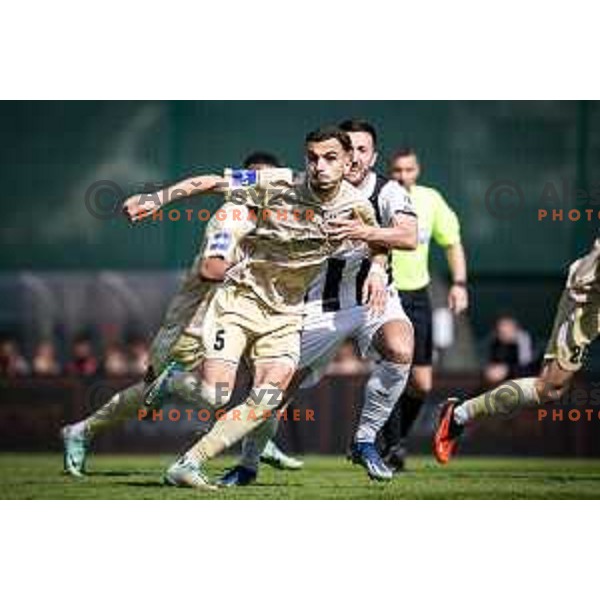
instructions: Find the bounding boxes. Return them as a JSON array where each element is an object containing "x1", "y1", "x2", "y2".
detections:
[
  {"x1": 431, "y1": 189, "x2": 461, "y2": 248},
  {"x1": 391, "y1": 185, "x2": 461, "y2": 291}
]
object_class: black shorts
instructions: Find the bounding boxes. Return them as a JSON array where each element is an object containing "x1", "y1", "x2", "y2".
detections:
[{"x1": 398, "y1": 286, "x2": 433, "y2": 366}]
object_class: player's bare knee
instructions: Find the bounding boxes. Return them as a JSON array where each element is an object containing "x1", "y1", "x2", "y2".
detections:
[
  {"x1": 382, "y1": 321, "x2": 414, "y2": 364},
  {"x1": 381, "y1": 337, "x2": 413, "y2": 365},
  {"x1": 200, "y1": 381, "x2": 232, "y2": 408},
  {"x1": 254, "y1": 360, "x2": 295, "y2": 390},
  {"x1": 247, "y1": 384, "x2": 286, "y2": 414},
  {"x1": 201, "y1": 359, "x2": 236, "y2": 389}
]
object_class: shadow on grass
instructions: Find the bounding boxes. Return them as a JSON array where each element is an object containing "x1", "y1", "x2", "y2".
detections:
[
  {"x1": 87, "y1": 470, "x2": 157, "y2": 477},
  {"x1": 119, "y1": 480, "x2": 303, "y2": 489}
]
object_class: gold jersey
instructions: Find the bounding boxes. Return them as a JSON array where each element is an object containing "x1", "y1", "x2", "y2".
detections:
[
  {"x1": 225, "y1": 179, "x2": 379, "y2": 315},
  {"x1": 544, "y1": 238, "x2": 600, "y2": 371},
  {"x1": 149, "y1": 203, "x2": 254, "y2": 371},
  {"x1": 161, "y1": 203, "x2": 255, "y2": 334}
]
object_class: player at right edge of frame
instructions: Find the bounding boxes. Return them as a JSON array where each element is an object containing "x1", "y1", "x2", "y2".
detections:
[{"x1": 434, "y1": 237, "x2": 600, "y2": 463}]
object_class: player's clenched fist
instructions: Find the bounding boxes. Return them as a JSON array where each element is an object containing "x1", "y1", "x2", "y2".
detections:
[
  {"x1": 362, "y1": 262, "x2": 388, "y2": 316},
  {"x1": 122, "y1": 192, "x2": 163, "y2": 223}
]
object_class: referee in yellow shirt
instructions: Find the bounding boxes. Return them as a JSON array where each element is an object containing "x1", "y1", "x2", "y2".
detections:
[{"x1": 379, "y1": 147, "x2": 469, "y2": 471}]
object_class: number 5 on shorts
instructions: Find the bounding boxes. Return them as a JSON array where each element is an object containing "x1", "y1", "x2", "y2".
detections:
[{"x1": 214, "y1": 329, "x2": 225, "y2": 351}]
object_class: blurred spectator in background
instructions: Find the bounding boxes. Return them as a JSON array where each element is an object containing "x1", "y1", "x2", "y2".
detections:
[
  {"x1": 484, "y1": 314, "x2": 533, "y2": 385},
  {"x1": 0, "y1": 336, "x2": 29, "y2": 377},
  {"x1": 127, "y1": 336, "x2": 149, "y2": 376},
  {"x1": 65, "y1": 334, "x2": 98, "y2": 377},
  {"x1": 326, "y1": 340, "x2": 372, "y2": 376},
  {"x1": 31, "y1": 340, "x2": 61, "y2": 376},
  {"x1": 103, "y1": 344, "x2": 129, "y2": 377}
]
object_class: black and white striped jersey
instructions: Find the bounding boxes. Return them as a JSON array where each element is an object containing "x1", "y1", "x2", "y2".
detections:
[{"x1": 304, "y1": 172, "x2": 415, "y2": 313}]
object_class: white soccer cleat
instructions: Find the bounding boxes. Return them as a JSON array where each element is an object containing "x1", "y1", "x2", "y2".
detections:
[
  {"x1": 164, "y1": 457, "x2": 217, "y2": 490},
  {"x1": 260, "y1": 440, "x2": 304, "y2": 470}
]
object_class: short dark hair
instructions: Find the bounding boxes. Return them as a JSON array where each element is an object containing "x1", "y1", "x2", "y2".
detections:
[
  {"x1": 390, "y1": 147, "x2": 418, "y2": 163},
  {"x1": 338, "y1": 119, "x2": 378, "y2": 146},
  {"x1": 242, "y1": 151, "x2": 281, "y2": 169},
  {"x1": 305, "y1": 126, "x2": 352, "y2": 153}
]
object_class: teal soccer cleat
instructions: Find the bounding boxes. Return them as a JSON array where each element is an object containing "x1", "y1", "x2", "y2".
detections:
[{"x1": 61, "y1": 424, "x2": 88, "y2": 477}]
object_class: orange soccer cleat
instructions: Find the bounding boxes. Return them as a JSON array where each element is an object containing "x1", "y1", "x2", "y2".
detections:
[{"x1": 433, "y1": 399, "x2": 463, "y2": 464}]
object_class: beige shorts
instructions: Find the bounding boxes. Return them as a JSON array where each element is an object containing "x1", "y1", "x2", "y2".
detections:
[
  {"x1": 544, "y1": 249, "x2": 600, "y2": 371},
  {"x1": 169, "y1": 332, "x2": 205, "y2": 370},
  {"x1": 202, "y1": 284, "x2": 302, "y2": 367},
  {"x1": 149, "y1": 324, "x2": 205, "y2": 373}
]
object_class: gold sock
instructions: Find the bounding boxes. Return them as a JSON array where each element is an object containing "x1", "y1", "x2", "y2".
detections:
[
  {"x1": 455, "y1": 377, "x2": 541, "y2": 425},
  {"x1": 185, "y1": 385, "x2": 280, "y2": 464},
  {"x1": 85, "y1": 382, "x2": 145, "y2": 438}
]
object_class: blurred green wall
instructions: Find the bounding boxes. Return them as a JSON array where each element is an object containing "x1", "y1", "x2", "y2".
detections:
[{"x1": 0, "y1": 100, "x2": 597, "y2": 273}]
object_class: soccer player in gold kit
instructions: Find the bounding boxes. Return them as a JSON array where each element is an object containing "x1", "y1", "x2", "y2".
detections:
[
  {"x1": 61, "y1": 154, "x2": 298, "y2": 476},
  {"x1": 160, "y1": 126, "x2": 391, "y2": 488},
  {"x1": 434, "y1": 238, "x2": 600, "y2": 463}
]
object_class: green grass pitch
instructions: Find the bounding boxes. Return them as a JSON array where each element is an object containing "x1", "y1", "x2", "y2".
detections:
[{"x1": 3, "y1": 453, "x2": 600, "y2": 499}]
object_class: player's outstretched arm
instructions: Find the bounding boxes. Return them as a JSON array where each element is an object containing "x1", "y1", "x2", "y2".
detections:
[
  {"x1": 372, "y1": 212, "x2": 418, "y2": 250},
  {"x1": 123, "y1": 167, "x2": 294, "y2": 223},
  {"x1": 326, "y1": 212, "x2": 417, "y2": 250},
  {"x1": 123, "y1": 174, "x2": 227, "y2": 223}
]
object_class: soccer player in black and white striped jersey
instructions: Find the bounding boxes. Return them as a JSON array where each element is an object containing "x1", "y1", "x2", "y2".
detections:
[
  {"x1": 324, "y1": 119, "x2": 418, "y2": 477},
  {"x1": 223, "y1": 120, "x2": 418, "y2": 483}
]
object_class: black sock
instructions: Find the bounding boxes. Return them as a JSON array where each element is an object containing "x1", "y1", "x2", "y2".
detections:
[
  {"x1": 399, "y1": 393, "x2": 425, "y2": 440},
  {"x1": 378, "y1": 392, "x2": 427, "y2": 455}
]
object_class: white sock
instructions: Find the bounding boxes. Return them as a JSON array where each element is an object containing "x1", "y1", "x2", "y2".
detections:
[
  {"x1": 69, "y1": 421, "x2": 87, "y2": 437},
  {"x1": 355, "y1": 360, "x2": 410, "y2": 443},
  {"x1": 453, "y1": 404, "x2": 469, "y2": 426}
]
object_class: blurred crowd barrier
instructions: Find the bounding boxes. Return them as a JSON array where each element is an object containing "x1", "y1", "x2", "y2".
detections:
[
  {"x1": 0, "y1": 271, "x2": 578, "y2": 375},
  {"x1": 0, "y1": 272, "x2": 180, "y2": 351},
  {"x1": 2, "y1": 373, "x2": 600, "y2": 456}
]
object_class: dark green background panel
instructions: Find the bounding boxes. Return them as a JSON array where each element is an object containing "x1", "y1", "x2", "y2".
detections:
[{"x1": 0, "y1": 101, "x2": 596, "y2": 272}]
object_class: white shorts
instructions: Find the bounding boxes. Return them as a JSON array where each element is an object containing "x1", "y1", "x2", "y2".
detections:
[{"x1": 298, "y1": 288, "x2": 410, "y2": 388}]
